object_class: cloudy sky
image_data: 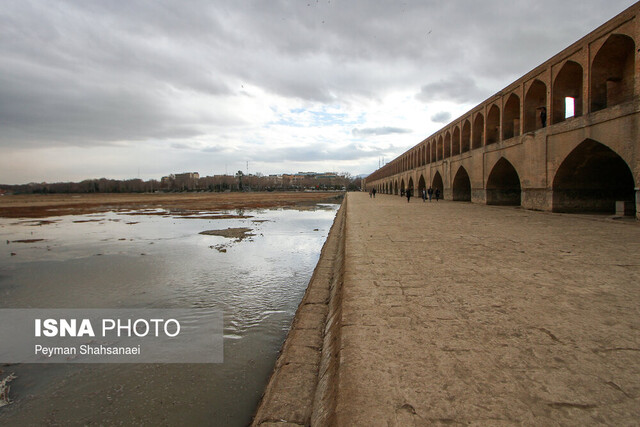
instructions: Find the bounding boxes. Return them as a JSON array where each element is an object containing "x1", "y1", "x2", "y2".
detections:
[{"x1": 1, "y1": 0, "x2": 636, "y2": 184}]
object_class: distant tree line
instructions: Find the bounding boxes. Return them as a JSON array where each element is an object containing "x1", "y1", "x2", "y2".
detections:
[{"x1": 0, "y1": 174, "x2": 362, "y2": 194}]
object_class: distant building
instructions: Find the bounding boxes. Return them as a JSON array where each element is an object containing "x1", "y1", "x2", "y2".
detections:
[{"x1": 161, "y1": 172, "x2": 200, "y2": 191}]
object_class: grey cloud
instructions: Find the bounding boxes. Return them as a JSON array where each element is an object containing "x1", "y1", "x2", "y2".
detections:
[
  {"x1": 352, "y1": 127, "x2": 412, "y2": 137},
  {"x1": 0, "y1": 0, "x2": 636, "y2": 181},
  {"x1": 244, "y1": 143, "x2": 381, "y2": 164},
  {"x1": 430, "y1": 111, "x2": 451, "y2": 124},
  {"x1": 417, "y1": 76, "x2": 488, "y2": 104}
]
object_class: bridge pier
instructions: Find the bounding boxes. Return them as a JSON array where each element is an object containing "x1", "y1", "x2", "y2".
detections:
[
  {"x1": 521, "y1": 188, "x2": 551, "y2": 211},
  {"x1": 470, "y1": 189, "x2": 485, "y2": 204}
]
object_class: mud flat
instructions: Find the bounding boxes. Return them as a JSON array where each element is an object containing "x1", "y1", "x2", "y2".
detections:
[
  {"x1": 0, "y1": 191, "x2": 343, "y2": 218},
  {"x1": 253, "y1": 192, "x2": 640, "y2": 425}
]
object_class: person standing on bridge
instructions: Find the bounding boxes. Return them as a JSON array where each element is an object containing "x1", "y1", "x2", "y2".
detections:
[
  {"x1": 421, "y1": 188, "x2": 427, "y2": 202},
  {"x1": 406, "y1": 188, "x2": 411, "y2": 203},
  {"x1": 435, "y1": 188, "x2": 440, "y2": 201},
  {"x1": 372, "y1": 188, "x2": 376, "y2": 198},
  {"x1": 427, "y1": 187, "x2": 433, "y2": 202}
]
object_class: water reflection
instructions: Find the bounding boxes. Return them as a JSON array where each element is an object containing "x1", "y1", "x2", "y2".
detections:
[{"x1": 0, "y1": 204, "x2": 339, "y2": 426}]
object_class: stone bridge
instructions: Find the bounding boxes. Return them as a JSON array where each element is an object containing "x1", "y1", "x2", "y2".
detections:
[{"x1": 364, "y1": 3, "x2": 640, "y2": 219}]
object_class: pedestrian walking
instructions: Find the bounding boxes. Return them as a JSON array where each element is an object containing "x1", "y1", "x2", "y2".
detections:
[
  {"x1": 435, "y1": 188, "x2": 440, "y2": 201},
  {"x1": 421, "y1": 188, "x2": 426, "y2": 202},
  {"x1": 540, "y1": 107, "x2": 547, "y2": 128},
  {"x1": 427, "y1": 187, "x2": 433, "y2": 202},
  {"x1": 372, "y1": 188, "x2": 376, "y2": 198},
  {"x1": 406, "y1": 188, "x2": 411, "y2": 203}
]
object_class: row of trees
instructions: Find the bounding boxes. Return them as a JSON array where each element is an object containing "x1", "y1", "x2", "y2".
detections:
[
  {"x1": 1, "y1": 173, "x2": 362, "y2": 194},
  {"x1": 1, "y1": 178, "x2": 159, "y2": 194}
]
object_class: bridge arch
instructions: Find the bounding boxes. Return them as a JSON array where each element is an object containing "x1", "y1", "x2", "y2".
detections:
[
  {"x1": 400, "y1": 179, "x2": 405, "y2": 195},
  {"x1": 418, "y1": 174, "x2": 426, "y2": 196},
  {"x1": 431, "y1": 139, "x2": 436, "y2": 162},
  {"x1": 452, "y1": 126, "x2": 461, "y2": 156},
  {"x1": 432, "y1": 171, "x2": 444, "y2": 194},
  {"x1": 503, "y1": 94, "x2": 521, "y2": 140},
  {"x1": 437, "y1": 135, "x2": 443, "y2": 161},
  {"x1": 552, "y1": 139, "x2": 635, "y2": 215},
  {"x1": 394, "y1": 180, "x2": 399, "y2": 195},
  {"x1": 486, "y1": 157, "x2": 521, "y2": 206},
  {"x1": 486, "y1": 105, "x2": 500, "y2": 145},
  {"x1": 408, "y1": 177, "x2": 414, "y2": 194},
  {"x1": 461, "y1": 120, "x2": 471, "y2": 153},
  {"x1": 524, "y1": 80, "x2": 547, "y2": 132},
  {"x1": 444, "y1": 132, "x2": 451, "y2": 158},
  {"x1": 553, "y1": 60, "x2": 583, "y2": 124},
  {"x1": 591, "y1": 34, "x2": 636, "y2": 112},
  {"x1": 472, "y1": 113, "x2": 484, "y2": 149},
  {"x1": 452, "y1": 166, "x2": 472, "y2": 201}
]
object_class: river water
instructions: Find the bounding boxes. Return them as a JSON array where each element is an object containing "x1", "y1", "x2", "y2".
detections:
[{"x1": 0, "y1": 203, "x2": 339, "y2": 425}]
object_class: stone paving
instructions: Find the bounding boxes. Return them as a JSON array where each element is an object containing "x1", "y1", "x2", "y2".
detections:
[{"x1": 335, "y1": 192, "x2": 640, "y2": 425}]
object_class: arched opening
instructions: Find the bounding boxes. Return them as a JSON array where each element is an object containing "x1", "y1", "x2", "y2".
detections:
[
  {"x1": 394, "y1": 180, "x2": 399, "y2": 195},
  {"x1": 524, "y1": 80, "x2": 547, "y2": 132},
  {"x1": 452, "y1": 127, "x2": 461, "y2": 156},
  {"x1": 552, "y1": 139, "x2": 635, "y2": 215},
  {"x1": 502, "y1": 94, "x2": 520, "y2": 140},
  {"x1": 427, "y1": 142, "x2": 431, "y2": 163},
  {"x1": 437, "y1": 136, "x2": 443, "y2": 161},
  {"x1": 461, "y1": 120, "x2": 471, "y2": 153},
  {"x1": 400, "y1": 179, "x2": 405, "y2": 196},
  {"x1": 432, "y1": 171, "x2": 444, "y2": 194},
  {"x1": 444, "y1": 132, "x2": 451, "y2": 158},
  {"x1": 452, "y1": 167, "x2": 471, "y2": 201},
  {"x1": 553, "y1": 61, "x2": 583, "y2": 124},
  {"x1": 591, "y1": 34, "x2": 635, "y2": 112},
  {"x1": 486, "y1": 105, "x2": 500, "y2": 145},
  {"x1": 486, "y1": 158, "x2": 521, "y2": 206},
  {"x1": 472, "y1": 113, "x2": 484, "y2": 149},
  {"x1": 418, "y1": 175, "x2": 426, "y2": 196},
  {"x1": 431, "y1": 140, "x2": 436, "y2": 162},
  {"x1": 408, "y1": 177, "x2": 414, "y2": 194}
]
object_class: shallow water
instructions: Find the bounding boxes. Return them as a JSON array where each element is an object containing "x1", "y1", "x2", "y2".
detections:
[{"x1": 0, "y1": 204, "x2": 339, "y2": 425}]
